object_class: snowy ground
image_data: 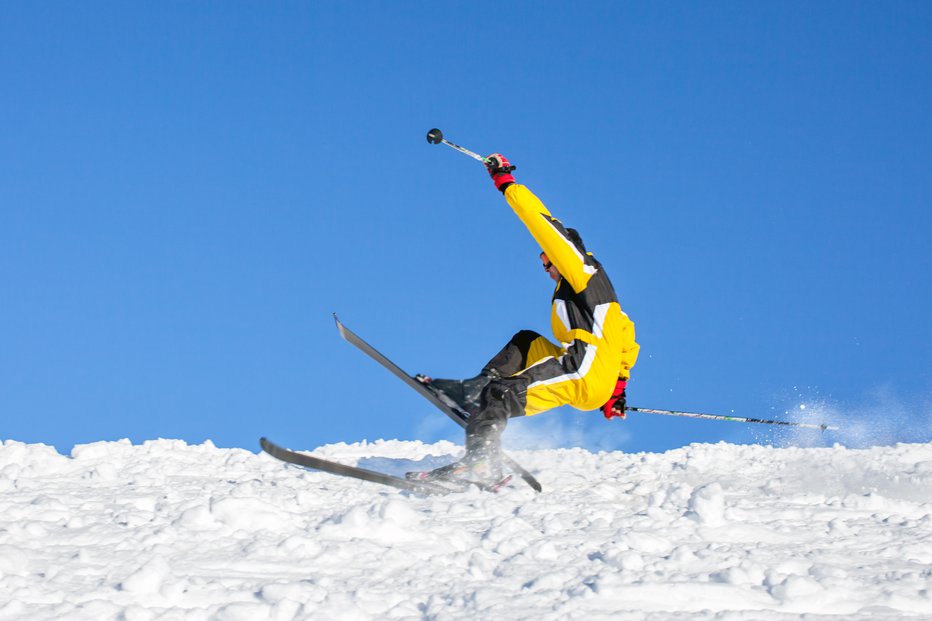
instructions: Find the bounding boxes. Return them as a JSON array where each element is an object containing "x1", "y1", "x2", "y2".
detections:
[{"x1": 0, "y1": 438, "x2": 930, "y2": 620}]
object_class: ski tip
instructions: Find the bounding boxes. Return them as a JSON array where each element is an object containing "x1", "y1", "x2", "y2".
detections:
[
  {"x1": 259, "y1": 437, "x2": 277, "y2": 454},
  {"x1": 333, "y1": 313, "x2": 347, "y2": 337}
]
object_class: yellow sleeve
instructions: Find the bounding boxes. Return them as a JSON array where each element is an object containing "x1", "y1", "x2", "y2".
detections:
[
  {"x1": 502, "y1": 184, "x2": 597, "y2": 293},
  {"x1": 617, "y1": 312, "x2": 640, "y2": 380}
]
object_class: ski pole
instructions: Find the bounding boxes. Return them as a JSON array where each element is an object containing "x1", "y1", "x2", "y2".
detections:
[
  {"x1": 425, "y1": 128, "x2": 491, "y2": 165},
  {"x1": 625, "y1": 406, "x2": 838, "y2": 431}
]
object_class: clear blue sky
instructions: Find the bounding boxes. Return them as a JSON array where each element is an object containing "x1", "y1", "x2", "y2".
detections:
[{"x1": 2, "y1": 2, "x2": 930, "y2": 456}]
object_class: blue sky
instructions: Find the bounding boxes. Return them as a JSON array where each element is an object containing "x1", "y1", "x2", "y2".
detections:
[{"x1": 2, "y1": 2, "x2": 930, "y2": 456}]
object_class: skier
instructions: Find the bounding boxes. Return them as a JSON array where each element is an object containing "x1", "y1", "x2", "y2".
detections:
[{"x1": 413, "y1": 153, "x2": 640, "y2": 486}]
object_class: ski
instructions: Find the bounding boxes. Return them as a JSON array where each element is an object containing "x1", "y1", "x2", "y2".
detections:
[
  {"x1": 406, "y1": 470, "x2": 514, "y2": 494},
  {"x1": 334, "y1": 314, "x2": 542, "y2": 493},
  {"x1": 260, "y1": 437, "x2": 454, "y2": 496}
]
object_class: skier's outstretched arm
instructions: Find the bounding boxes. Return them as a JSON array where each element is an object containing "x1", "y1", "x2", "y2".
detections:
[{"x1": 486, "y1": 153, "x2": 595, "y2": 294}]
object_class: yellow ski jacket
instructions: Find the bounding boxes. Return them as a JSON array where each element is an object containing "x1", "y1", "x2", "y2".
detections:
[{"x1": 503, "y1": 183, "x2": 640, "y2": 410}]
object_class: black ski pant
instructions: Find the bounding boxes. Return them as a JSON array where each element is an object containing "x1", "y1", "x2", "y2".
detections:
[{"x1": 465, "y1": 330, "x2": 541, "y2": 460}]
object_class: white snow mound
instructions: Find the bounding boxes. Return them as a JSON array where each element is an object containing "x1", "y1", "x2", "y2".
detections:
[{"x1": 0, "y1": 437, "x2": 931, "y2": 620}]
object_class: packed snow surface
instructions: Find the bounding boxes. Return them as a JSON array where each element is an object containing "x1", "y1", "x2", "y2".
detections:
[{"x1": 1, "y1": 438, "x2": 931, "y2": 620}]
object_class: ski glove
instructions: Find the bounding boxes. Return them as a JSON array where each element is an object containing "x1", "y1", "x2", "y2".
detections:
[
  {"x1": 485, "y1": 153, "x2": 516, "y2": 192},
  {"x1": 602, "y1": 379, "x2": 627, "y2": 420}
]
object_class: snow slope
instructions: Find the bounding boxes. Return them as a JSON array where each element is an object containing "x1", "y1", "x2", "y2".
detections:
[{"x1": 1, "y1": 438, "x2": 930, "y2": 620}]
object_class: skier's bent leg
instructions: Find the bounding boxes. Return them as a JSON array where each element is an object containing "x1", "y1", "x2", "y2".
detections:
[
  {"x1": 482, "y1": 330, "x2": 542, "y2": 376},
  {"x1": 462, "y1": 376, "x2": 529, "y2": 474},
  {"x1": 420, "y1": 376, "x2": 530, "y2": 485},
  {"x1": 426, "y1": 330, "x2": 560, "y2": 416}
]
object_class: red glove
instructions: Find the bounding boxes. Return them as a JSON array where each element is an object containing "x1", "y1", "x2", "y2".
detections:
[
  {"x1": 485, "y1": 153, "x2": 516, "y2": 192},
  {"x1": 602, "y1": 379, "x2": 627, "y2": 420}
]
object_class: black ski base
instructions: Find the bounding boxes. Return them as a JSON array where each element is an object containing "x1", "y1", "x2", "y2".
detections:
[{"x1": 260, "y1": 437, "x2": 454, "y2": 496}]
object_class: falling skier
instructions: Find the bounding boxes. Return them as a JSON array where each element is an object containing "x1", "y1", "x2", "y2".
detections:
[{"x1": 411, "y1": 152, "x2": 640, "y2": 486}]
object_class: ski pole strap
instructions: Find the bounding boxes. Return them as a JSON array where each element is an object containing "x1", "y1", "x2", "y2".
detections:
[{"x1": 625, "y1": 407, "x2": 838, "y2": 431}]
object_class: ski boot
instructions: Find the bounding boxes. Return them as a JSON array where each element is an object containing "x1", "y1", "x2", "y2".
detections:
[
  {"x1": 406, "y1": 459, "x2": 511, "y2": 492},
  {"x1": 415, "y1": 369, "x2": 500, "y2": 417},
  {"x1": 406, "y1": 439, "x2": 511, "y2": 492}
]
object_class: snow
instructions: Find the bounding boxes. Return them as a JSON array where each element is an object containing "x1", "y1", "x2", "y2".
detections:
[{"x1": 1, "y1": 437, "x2": 931, "y2": 620}]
